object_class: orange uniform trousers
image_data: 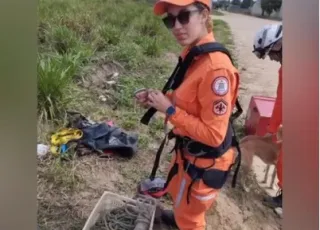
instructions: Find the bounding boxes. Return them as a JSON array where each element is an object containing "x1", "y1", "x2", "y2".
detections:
[{"x1": 166, "y1": 148, "x2": 236, "y2": 230}]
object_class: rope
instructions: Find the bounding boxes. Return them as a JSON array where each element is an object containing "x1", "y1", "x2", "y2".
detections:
[{"x1": 92, "y1": 195, "x2": 156, "y2": 230}]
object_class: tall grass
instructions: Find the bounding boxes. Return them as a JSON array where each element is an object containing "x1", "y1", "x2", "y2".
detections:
[
  {"x1": 37, "y1": 52, "x2": 87, "y2": 120},
  {"x1": 37, "y1": 0, "x2": 178, "y2": 121},
  {"x1": 213, "y1": 19, "x2": 238, "y2": 67}
]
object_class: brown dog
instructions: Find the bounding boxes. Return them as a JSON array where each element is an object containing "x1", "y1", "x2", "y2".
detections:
[{"x1": 237, "y1": 125, "x2": 283, "y2": 192}]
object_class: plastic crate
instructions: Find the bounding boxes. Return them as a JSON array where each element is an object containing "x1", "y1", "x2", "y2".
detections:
[
  {"x1": 83, "y1": 191, "x2": 157, "y2": 230},
  {"x1": 244, "y1": 96, "x2": 276, "y2": 136}
]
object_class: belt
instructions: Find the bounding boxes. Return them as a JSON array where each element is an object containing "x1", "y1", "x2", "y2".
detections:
[{"x1": 173, "y1": 133, "x2": 230, "y2": 159}]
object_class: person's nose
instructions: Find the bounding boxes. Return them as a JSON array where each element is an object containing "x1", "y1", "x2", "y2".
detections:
[{"x1": 173, "y1": 18, "x2": 183, "y2": 29}]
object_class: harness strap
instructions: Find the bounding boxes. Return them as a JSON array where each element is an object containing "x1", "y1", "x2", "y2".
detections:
[
  {"x1": 148, "y1": 130, "x2": 176, "y2": 180},
  {"x1": 149, "y1": 133, "x2": 169, "y2": 180},
  {"x1": 231, "y1": 126, "x2": 241, "y2": 188},
  {"x1": 182, "y1": 158, "x2": 215, "y2": 204},
  {"x1": 164, "y1": 162, "x2": 179, "y2": 189},
  {"x1": 231, "y1": 98, "x2": 243, "y2": 121},
  {"x1": 141, "y1": 42, "x2": 235, "y2": 126},
  {"x1": 140, "y1": 58, "x2": 182, "y2": 125},
  {"x1": 229, "y1": 98, "x2": 243, "y2": 188},
  {"x1": 147, "y1": 131, "x2": 240, "y2": 201},
  {"x1": 187, "y1": 179, "x2": 197, "y2": 204}
]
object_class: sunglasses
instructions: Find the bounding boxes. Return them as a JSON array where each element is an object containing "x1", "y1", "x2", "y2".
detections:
[{"x1": 162, "y1": 9, "x2": 200, "y2": 29}]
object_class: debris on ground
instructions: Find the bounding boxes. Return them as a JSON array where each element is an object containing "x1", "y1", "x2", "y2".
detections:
[
  {"x1": 81, "y1": 60, "x2": 123, "y2": 94},
  {"x1": 50, "y1": 128, "x2": 83, "y2": 156},
  {"x1": 99, "y1": 95, "x2": 107, "y2": 102},
  {"x1": 274, "y1": 208, "x2": 283, "y2": 218},
  {"x1": 77, "y1": 122, "x2": 138, "y2": 158},
  {"x1": 48, "y1": 111, "x2": 139, "y2": 159},
  {"x1": 37, "y1": 144, "x2": 49, "y2": 159}
]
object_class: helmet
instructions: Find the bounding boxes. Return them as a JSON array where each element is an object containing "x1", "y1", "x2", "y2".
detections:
[{"x1": 253, "y1": 24, "x2": 283, "y2": 59}]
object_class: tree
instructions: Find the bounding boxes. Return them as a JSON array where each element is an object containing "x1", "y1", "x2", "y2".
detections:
[
  {"x1": 240, "y1": 0, "x2": 252, "y2": 9},
  {"x1": 219, "y1": 0, "x2": 230, "y2": 9},
  {"x1": 273, "y1": 0, "x2": 282, "y2": 12},
  {"x1": 261, "y1": 0, "x2": 282, "y2": 16},
  {"x1": 261, "y1": 0, "x2": 273, "y2": 16},
  {"x1": 231, "y1": 0, "x2": 241, "y2": 5}
]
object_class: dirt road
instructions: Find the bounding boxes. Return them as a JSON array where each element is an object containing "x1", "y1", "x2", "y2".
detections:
[
  {"x1": 205, "y1": 12, "x2": 283, "y2": 230},
  {"x1": 214, "y1": 12, "x2": 281, "y2": 101},
  {"x1": 214, "y1": 12, "x2": 282, "y2": 195}
]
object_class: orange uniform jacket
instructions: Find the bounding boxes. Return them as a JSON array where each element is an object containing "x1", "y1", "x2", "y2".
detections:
[{"x1": 166, "y1": 37, "x2": 239, "y2": 150}]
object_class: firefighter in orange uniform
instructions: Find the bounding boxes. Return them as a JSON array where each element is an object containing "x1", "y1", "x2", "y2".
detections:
[
  {"x1": 252, "y1": 24, "x2": 283, "y2": 209},
  {"x1": 135, "y1": 0, "x2": 241, "y2": 229}
]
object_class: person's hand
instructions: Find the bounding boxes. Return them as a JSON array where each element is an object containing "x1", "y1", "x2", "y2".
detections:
[
  {"x1": 134, "y1": 88, "x2": 150, "y2": 109},
  {"x1": 147, "y1": 89, "x2": 173, "y2": 114}
]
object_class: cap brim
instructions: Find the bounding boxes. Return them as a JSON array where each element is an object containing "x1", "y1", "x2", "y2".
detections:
[{"x1": 153, "y1": 0, "x2": 195, "y2": 15}]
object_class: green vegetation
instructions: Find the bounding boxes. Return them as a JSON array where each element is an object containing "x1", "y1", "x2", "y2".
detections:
[
  {"x1": 212, "y1": 9, "x2": 225, "y2": 16},
  {"x1": 261, "y1": 0, "x2": 282, "y2": 16},
  {"x1": 38, "y1": 0, "x2": 179, "y2": 124},
  {"x1": 213, "y1": 19, "x2": 238, "y2": 67},
  {"x1": 37, "y1": 0, "x2": 237, "y2": 131}
]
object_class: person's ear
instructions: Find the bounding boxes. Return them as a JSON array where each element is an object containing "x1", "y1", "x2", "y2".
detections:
[{"x1": 201, "y1": 9, "x2": 209, "y2": 24}]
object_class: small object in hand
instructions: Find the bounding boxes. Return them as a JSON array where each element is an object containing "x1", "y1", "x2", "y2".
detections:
[
  {"x1": 134, "y1": 88, "x2": 151, "y2": 109},
  {"x1": 134, "y1": 88, "x2": 147, "y2": 98}
]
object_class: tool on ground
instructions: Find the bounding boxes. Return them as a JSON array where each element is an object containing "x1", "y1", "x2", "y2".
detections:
[
  {"x1": 50, "y1": 128, "x2": 83, "y2": 156},
  {"x1": 83, "y1": 192, "x2": 157, "y2": 230}
]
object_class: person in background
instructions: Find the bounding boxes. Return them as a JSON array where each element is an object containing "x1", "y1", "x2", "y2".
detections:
[{"x1": 252, "y1": 23, "x2": 283, "y2": 209}]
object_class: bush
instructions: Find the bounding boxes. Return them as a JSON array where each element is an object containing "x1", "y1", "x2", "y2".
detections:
[
  {"x1": 241, "y1": 0, "x2": 252, "y2": 9},
  {"x1": 261, "y1": 0, "x2": 282, "y2": 16}
]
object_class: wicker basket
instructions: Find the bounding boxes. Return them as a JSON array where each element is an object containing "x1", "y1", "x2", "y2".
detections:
[{"x1": 83, "y1": 191, "x2": 157, "y2": 230}]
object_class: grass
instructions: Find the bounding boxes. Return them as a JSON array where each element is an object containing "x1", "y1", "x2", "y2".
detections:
[
  {"x1": 213, "y1": 19, "x2": 238, "y2": 68},
  {"x1": 37, "y1": 0, "x2": 179, "y2": 124},
  {"x1": 37, "y1": 0, "x2": 179, "y2": 228},
  {"x1": 37, "y1": 0, "x2": 239, "y2": 227},
  {"x1": 212, "y1": 9, "x2": 225, "y2": 16}
]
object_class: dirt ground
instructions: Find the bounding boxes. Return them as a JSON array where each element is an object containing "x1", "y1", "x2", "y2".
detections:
[{"x1": 213, "y1": 12, "x2": 282, "y2": 195}]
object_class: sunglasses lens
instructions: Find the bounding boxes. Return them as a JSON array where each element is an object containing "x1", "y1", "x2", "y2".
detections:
[
  {"x1": 162, "y1": 16, "x2": 175, "y2": 29},
  {"x1": 163, "y1": 10, "x2": 194, "y2": 29},
  {"x1": 177, "y1": 11, "x2": 191, "y2": 25}
]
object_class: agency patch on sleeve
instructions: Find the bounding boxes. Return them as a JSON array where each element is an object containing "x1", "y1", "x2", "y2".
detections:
[
  {"x1": 213, "y1": 100, "x2": 228, "y2": 115},
  {"x1": 212, "y1": 76, "x2": 229, "y2": 96}
]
